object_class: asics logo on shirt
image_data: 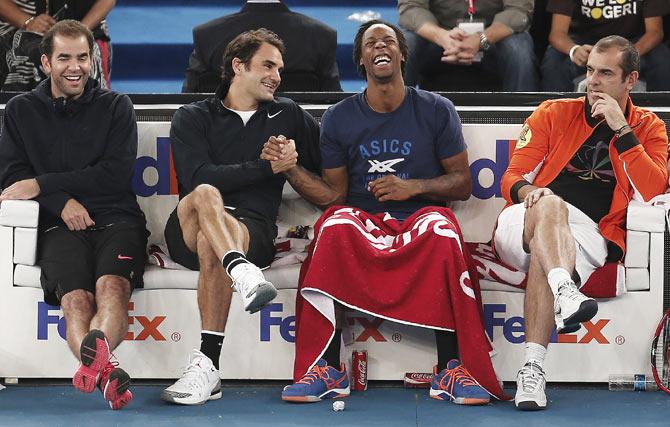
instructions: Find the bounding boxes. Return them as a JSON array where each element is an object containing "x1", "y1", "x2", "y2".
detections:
[
  {"x1": 367, "y1": 158, "x2": 404, "y2": 173},
  {"x1": 267, "y1": 110, "x2": 283, "y2": 119}
]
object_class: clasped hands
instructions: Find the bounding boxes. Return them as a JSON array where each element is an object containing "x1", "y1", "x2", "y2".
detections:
[{"x1": 440, "y1": 27, "x2": 482, "y2": 65}]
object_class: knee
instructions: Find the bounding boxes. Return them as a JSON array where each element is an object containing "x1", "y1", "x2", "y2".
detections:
[
  {"x1": 196, "y1": 231, "x2": 220, "y2": 271},
  {"x1": 95, "y1": 275, "x2": 131, "y2": 303},
  {"x1": 192, "y1": 184, "x2": 223, "y2": 206},
  {"x1": 497, "y1": 33, "x2": 535, "y2": 62},
  {"x1": 533, "y1": 194, "x2": 568, "y2": 222},
  {"x1": 61, "y1": 289, "x2": 95, "y2": 314}
]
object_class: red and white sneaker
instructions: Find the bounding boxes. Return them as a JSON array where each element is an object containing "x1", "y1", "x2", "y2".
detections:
[
  {"x1": 73, "y1": 329, "x2": 110, "y2": 393},
  {"x1": 98, "y1": 361, "x2": 133, "y2": 410}
]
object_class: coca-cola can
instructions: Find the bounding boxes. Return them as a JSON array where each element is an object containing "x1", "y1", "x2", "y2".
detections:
[
  {"x1": 351, "y1": 350, "x2": 368, "y2": 391},
  {"x1": 403, "y1": 372, "x2": 432, "y2": 388}
]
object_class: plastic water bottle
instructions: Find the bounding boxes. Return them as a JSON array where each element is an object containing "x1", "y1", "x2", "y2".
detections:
[{"x1": 608, "y1": 374, "x2": 658, "y2": 391}]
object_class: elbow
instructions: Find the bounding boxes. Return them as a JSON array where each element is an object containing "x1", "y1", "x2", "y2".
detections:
[{"x1": 456, "y1": 173, "x2": 472, "y2": 201}]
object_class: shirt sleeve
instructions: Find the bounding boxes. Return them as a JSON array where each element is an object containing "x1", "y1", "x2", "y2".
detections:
[
  {"x1": 493, "y1": 0, "x2": 534, "y2": 32},
  {"x1": 294, "y1": 105, "x2": 322, "y2": 174},
  {"x1": 398, "y1": 0, "x2": 439, "y2": 32},
  {"x1": 35, "y1": 94, "x2": 138, "y2": 197},
  {"x1": 546, "y1": 0, "x2": 574, "y2": 16},
  {"x1": 170, "y1": 106, "x2": 273, "y2": 194},
  {"x1": 434, "y1": 96, "x2": 467, "y2": 160},
  {"x1": 319, "y1": 107, "x2": 348, "y2": 169}
]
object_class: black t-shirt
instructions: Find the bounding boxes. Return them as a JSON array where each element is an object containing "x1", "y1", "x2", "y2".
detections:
[
  {"x1": 547, "y1": 102, "x2": 619, "y2": 225},
  {"x1": 547, "y1": 0, "x2": 670, "y2": 42}
]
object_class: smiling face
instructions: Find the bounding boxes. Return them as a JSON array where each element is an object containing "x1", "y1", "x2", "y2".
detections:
[
  {"x1": 585, "y1": 47, "x2": 637, "y2": 108},
  {"x1": 40, "y1": 34, "x2": 91, "y2": 100},
  {"x1": 359, "y1": 23, "x2": 404, "y2": 83},
  {"x1": 232, "y1": 42, "x2": 284, "y2": 103}
]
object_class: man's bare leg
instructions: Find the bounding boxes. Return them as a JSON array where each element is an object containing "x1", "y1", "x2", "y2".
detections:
[
  {"x1": 90, "y1": 275, "x2": 132, "y2": 351},
  {"x1": 61, "y1": 289, "x2": 95, "y2": 359}
]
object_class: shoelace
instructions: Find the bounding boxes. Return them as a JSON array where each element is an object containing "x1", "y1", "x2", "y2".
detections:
[
  {"x1": 558, "y1": 282, "x2": 584, "y2": 302},
  {"x1": 178, "y1": 357, "x2": 212, "y2": 390},
  {"x1": 229, "y1": 264, "x2": 262, "y2": 296},
  {"x1": 444, "y1": 365, "x2": 479, "y2": 388},
  {"x1": 520, "y1": 364, "x2": 544, "y2": 392},
  {"x1": 296, "y1": 364, "x2": 328, "y2": 385}
]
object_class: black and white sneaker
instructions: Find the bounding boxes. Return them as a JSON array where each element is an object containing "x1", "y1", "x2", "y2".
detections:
[
  {"x1": 515, "y1": 362, "x2": 547, "y2": 411},
  {"x1": 554, "y1": 280, "x2": 598, "y2": 333},
  {"x1": 161, "y1": 350, "x2": 222, "y2": 405}
]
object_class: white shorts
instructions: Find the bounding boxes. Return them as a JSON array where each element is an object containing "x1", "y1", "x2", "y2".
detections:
[{"x1": 493, "y1": 202, "x2": 608, "y2": 286}]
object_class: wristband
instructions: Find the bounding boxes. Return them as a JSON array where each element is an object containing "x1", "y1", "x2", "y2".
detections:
[
  {"x1": 615, "y1": 124, "x2": 631, "y2": 138},
  {"x1": 22, "y1": 16, "x2": 34, "y2": 29},
  {"x1": 568, "y1": 45, "x2": 581, "y2": 62}
]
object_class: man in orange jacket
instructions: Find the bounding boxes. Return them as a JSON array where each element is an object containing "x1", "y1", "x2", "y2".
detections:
[{"x1": 494, "y1": 35, "x2": 668, "y2": 411}]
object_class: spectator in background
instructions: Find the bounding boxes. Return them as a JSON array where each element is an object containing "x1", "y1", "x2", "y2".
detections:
[
  {"x1": 541, "y1": 0, "x2": 670, "y2": 91},
  {"x1": 0, "y1": 0, "x2": 114, "y2": 91},
  {"x1": 397, "y1": 0, "x2": 539, "y2": 91},
  {"x1": 182, "y1": 0, "x2": 341, "y2": 93}
]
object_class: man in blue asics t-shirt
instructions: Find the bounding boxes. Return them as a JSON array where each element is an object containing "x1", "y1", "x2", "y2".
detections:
[{"x1": 263, "y1": 20, "x2": 502, "y2": 405}]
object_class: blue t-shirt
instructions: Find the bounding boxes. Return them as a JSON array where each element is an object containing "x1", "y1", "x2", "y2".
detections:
[{"x1": 320, "y1": 87, "x2": 466, "y2": 220}]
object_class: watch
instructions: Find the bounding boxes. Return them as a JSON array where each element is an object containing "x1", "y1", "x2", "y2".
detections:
[{"x1": 479, "y1": 32, "x2": 491, "y2": 51}]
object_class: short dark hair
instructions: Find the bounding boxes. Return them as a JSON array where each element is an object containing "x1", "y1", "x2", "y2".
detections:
[
  {"x1": 221, "y1": 28, "x2": 285, "y2": 82},
  {"x1": 353, "y1": 19, "x2": 409, "y2": 79},
  {"x1": 40, "y1": 19, "x2": 94, "y2": 59},
  {"x1": 593, "y1": 35, "x2": 640, "y2": 81}
]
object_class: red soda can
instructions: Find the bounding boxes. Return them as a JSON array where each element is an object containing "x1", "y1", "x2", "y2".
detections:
[
  {"x1": 403, "y1": 372, "x2": 432, "y2": 388},
  {"x1": 351, "y1": 350, "x2": 368, "y2": 391}
]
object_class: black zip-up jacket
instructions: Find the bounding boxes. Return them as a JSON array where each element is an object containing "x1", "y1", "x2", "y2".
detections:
[
  {"x1": 0, "y1": 79, "x2": 145, "y2": 229},
  {"x1": 170, "y1": 84, "x2": 321, "y2": 236}
]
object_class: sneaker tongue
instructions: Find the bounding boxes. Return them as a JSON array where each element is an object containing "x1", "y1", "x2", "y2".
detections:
[
  {"x1": 446, "y1": 359, "x2": 461, "y2": 370},
  {"x1": 315, "y1": 358, "x2": 328, "y2": 368}
]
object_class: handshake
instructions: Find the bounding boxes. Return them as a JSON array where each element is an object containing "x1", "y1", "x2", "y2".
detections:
[{"x1": 261, "y1": 135, "x2": 298, "y2": 174}]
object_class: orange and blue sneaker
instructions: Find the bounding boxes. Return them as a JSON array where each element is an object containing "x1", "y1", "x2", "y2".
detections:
[
  {"x1": 430, "y1": 359, "x2": 490, "y2": 405},
  {"x1": 73, "y1": 329, "x2": 110, "y2": 393},
  {"x1": 98, "y1": 361, "x2": 133, "y2": 410},
  {"x1": 282, "y1": 359, "x2": 350, "y2": 402}
]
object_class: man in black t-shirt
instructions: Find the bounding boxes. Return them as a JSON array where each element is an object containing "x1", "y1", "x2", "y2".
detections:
[{"x1": 541, "y1": 0, "x2": 670, "y2": 91}]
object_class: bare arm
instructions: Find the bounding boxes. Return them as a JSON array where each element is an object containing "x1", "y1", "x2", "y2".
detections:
[
  {"x1": 368, "y1": 150, "x2": 472, "y2": 202},
  {"x1": 0, "y1": 0, "x2": 32, "y2": 28},
  {"x1": 80, "y1": 0, "x2": 115, "y2": 30},
  {"x1": 634, "y1": 17, "x2": 664, "y2": 56},
  {"x1": 284, "y1": 166, "x2": 348, "y2": 210}
]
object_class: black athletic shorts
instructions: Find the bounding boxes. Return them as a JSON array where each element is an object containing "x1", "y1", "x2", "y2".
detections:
[
  {"x1": 164, "y1": 206, "x2": 275, "y2": 271},
  {"x1": 39, "y1": 223, "x2": 148, "y2": 306}
]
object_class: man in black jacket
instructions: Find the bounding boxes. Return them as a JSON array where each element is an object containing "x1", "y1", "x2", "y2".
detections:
[
  {"x1": 182, "y1": 0, "x2": 341, "y2": 93},
  {"x1": 0, "y1": 20, "x2": 145, "y2": 410},
  {"x1": 161, "y1": 28, "x2": 321, "y2": 406}
]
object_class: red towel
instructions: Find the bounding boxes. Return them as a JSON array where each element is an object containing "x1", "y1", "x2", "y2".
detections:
[{"x1": 293, "y1": 206, "x2": 509, "y2": 400}]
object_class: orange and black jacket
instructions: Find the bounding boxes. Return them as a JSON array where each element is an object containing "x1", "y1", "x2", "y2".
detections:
[{"x1": 500, "y1": 96, "x2": 669, "y2": 255}]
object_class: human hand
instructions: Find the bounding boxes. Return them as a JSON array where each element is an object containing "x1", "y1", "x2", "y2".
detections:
[
  {"x1": 262, "y1": 135, "x2": 298, "y2": 174},
  {"x1": 368, "y1": 175, "x2": 419, "y2": 202},
  {"x1": 452, "y1": 33, "x2": 481, "y2": 65},
  {"x1": 60, "y1": 198, "x2": 95, "y2": 231},
  {"x1": 590, "y1": 91, "x2": 628, "y2": 131},
  {"x1": 439, "y1": 28, "x2": 466, "y2": 64},
  {"x1": 0, "y1": 178, "x2": 40, "y2": 201},
  {"x1": 571, "y1": 44, "x2": 592, "y2": 67},
  {"x1": 524, "y1": 187, "x2": 554, "y2": 209},
  {"x1": 25, "y1": 14, "x2": 56, "y2": 34}
]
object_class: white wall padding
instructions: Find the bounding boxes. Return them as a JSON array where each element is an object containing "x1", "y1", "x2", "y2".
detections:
[
  {"x1": 13, "y1": 264, "x2": 41, "y2": 288},
  {"x1": 624, "y1": 230, "x2": 649, "y2": 268},
  {"x1": 13, "y1": 227, "x2": 38, "y2": 266},
  {"x1": 0, "y1": 200, "x2": 39, "y2": 228},
  {"x1": 625, "y1": 267, "x2": 650, "y2": 291},
  {"x1": 626, "y1": 201, "x2": 665, "y2": 233}
]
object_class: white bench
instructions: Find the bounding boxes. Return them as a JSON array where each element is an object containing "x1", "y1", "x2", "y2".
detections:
[{"x1": 0, "y1": 122, "x2": 665, "y2": 382}]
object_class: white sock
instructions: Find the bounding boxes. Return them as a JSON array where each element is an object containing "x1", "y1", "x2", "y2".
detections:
[
  {"x1": 525, "y1": 342, "x2": 547, "y2": 367},
  {"x1": 547, "y1": 267, "x2": 572, "y2": 296}
]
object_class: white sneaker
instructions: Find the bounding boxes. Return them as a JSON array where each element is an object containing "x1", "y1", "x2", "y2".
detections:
[
  {"x1": 515, "y1": 362, "x2": 547, "y2": 410},
  {"x1": 161, "y1": 350, "x2": 222, "y2": 405},
  {"x1": 554, "y1": 280, "x2": 598, "y2": 333},
  {"x1": 230, "y1": 263, "x2": 277, "y2": 313}
]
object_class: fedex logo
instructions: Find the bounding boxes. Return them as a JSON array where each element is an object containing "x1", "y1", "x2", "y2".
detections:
[
  {"x1": 347, "y1": 317, "x2": 387, "y2": 342},
  {"x1": 260, "y1": 303, "x2": 296, "y2": 342},
  {"x1": 470, "y1": 139, "x2": 514, "y2": 200},
  {"x1": 37, "y1": 301, "x2": 167, "y2": 341},
  {"x1": 484, "y1": 303, "x2": 611, "y2": 344},
  {"x1": 132, "y1": 137, "x2": 178, "y2": 197}
]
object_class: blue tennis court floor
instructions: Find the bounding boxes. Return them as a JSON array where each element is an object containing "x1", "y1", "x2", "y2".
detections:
[{"x1": 2, "y1": 382, "x2": 669, "y2": 426}]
